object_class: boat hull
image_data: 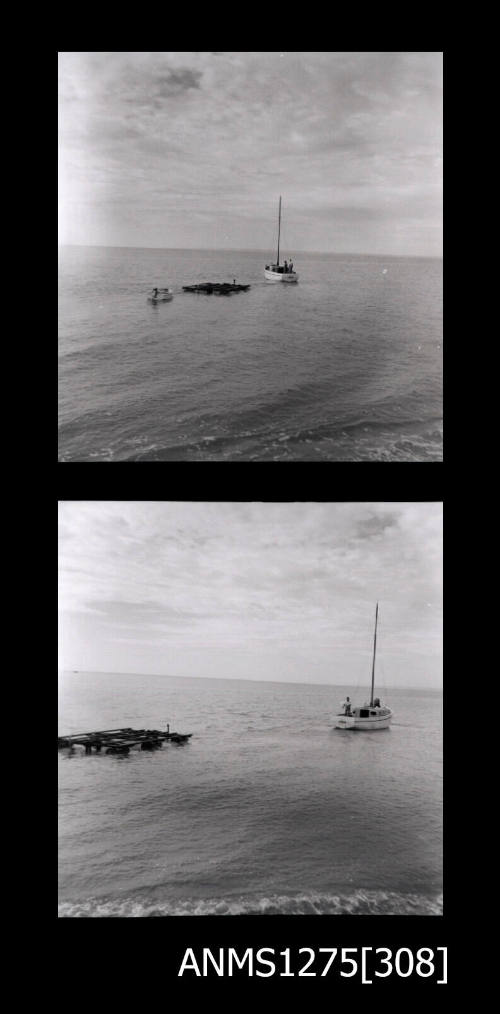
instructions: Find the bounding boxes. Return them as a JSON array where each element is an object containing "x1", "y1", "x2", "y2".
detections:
[
  {"x1": 335, "y1": 710, "x2": 392, "y2": 730},
  {"x1": 264, "y1": 269, "x2": 299, "y2": 283},
  {"x1": 148, "y1": 289, "x2": 173, "y2": 302}
]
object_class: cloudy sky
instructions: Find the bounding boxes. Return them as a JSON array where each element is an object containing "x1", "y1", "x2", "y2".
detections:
[
  {"x1": 58, "y1": 52, "x2": 442, "y2": 256},
  {"x1": 58, "y1": 502, "x2": 442, "y2": 688}
]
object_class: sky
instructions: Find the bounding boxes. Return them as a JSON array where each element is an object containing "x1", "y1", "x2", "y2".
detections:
[
  {"x1": 58, "y1": 501, "x2": 442, "y2": 689},
  {"x1": 58, "y1": 52, "x2": 442, "y2": 256}
]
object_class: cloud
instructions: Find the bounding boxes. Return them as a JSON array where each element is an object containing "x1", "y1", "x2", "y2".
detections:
[
  {"x1": 59, "y1": 502, "x2": 442, "y2": 684},
  {"x1": 155, "y1": 68, "x2": 202, "y2": 96},
  {"x1": 58, "y1": 52, "x2": 442, "y2": 253}
]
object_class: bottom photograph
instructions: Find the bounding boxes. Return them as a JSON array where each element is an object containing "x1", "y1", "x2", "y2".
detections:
[{"x1": 58, "y1": 500, "x2": 443, "y2": 918}]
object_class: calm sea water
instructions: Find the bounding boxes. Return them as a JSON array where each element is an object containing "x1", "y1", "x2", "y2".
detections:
[
  {"x1": 58, "y1": 246, "x2": 442, "y2": 461},
  {"x1": 58, "y1": 672, "x2": 442, "y2": 916}
]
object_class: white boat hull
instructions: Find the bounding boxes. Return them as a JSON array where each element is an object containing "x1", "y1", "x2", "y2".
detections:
[
  {"x1": 335, "y1": 710, "x2": 392, "y2": 731},
  {"x1": 264, "y1": 268, "x2": 299, "y2": 283},
  {"x1": 148, "y1": 289, "x2": 173, "y2": 302}
]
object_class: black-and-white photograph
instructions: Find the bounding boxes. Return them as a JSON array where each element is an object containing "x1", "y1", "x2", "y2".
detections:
[
  {"x1": 58, "y1": 501, "x2": 443, "y2": 918},
  {"x1": 58, "y1": 52, "x2": 442, "y2": 462}
]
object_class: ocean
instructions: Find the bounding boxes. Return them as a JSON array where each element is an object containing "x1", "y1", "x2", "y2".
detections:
[
  {"x1": 58, "y1": 672, "x2": 443, "y2": 917},
  {"x1": 58, "y1": 246, "x2": 442, "y2": 462}
]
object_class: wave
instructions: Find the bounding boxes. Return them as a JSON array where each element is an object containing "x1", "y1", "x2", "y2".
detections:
[
  {"x1": 59, "y1": 888, "x2": 443, "y2": 918},
  {"x1": 59, "y1": 363, "x2": 442, "y2": 462},
  {"x1": 109, "y1": 413, "x2": 443, "y2": 463}
]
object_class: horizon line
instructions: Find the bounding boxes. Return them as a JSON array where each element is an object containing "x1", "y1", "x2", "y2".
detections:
[
  {"x1": 58, "y1": 243, "x2": 442, "y2": 260},
  {"x1": 59, "y1": 669, "x2": 442, "y2": 692}
]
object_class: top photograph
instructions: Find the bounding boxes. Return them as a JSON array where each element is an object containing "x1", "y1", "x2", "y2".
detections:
[{"x1": 58, "y1": 51, "x2": 443, "y2": 462}]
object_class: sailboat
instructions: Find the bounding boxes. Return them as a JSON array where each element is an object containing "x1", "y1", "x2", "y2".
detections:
[
  {"x1": 335, "y1": 603, "x2": 393, "y2": 730},
  {"x1": 264, "y1": 197, "x2": 299, "y2": 283}
]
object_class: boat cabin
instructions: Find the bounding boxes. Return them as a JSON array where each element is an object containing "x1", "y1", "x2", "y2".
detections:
[
  {"x1": 352, "y1": 705, "x2": 391, "y2": 719},
  {"x1": 265, "y1": 263, "x2": 295, "y2": 274}
]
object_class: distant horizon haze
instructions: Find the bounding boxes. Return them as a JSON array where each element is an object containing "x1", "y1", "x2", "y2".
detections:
[
  {"x1": 59, "y1": 242, "x2": 442, "y2": 259},
  {"x1": 60, "y1": 667, "x2": 442, "y2": 692}
]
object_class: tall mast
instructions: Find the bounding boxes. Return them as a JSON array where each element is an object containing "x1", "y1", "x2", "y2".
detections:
[
  {"x1": 277, "y1": 196, "x2": 281, "y2": 265},
  {"x1": 370, "y1": 602, "x2": 379, "y2": 706}
]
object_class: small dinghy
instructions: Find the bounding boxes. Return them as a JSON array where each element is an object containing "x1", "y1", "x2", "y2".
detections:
[{"x1": 148, "y1": 287, "x2": 173, "y2": 303}]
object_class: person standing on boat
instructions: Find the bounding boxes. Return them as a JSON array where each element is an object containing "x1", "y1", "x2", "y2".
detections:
[
  {"x1": 284, "y1": 259, "x2": 288, "y2": 272},
  {"x1": 341, "y1": 697, "x2": 352, "y2": 716},
  {"x1": 289, "y1": 260, "x2": 293, "y2": 272}
]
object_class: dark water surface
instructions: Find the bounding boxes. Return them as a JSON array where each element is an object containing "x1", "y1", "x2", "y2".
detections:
[
  {"x1": 58, "y1": 673, "x2": 442, "y2": 916},
  {"x1": 58, "y1": 247, "x2": 442, "y2": 461}
]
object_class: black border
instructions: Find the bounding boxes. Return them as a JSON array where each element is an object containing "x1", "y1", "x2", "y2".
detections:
[
  {"x1": 58, "y1": 463, "x2": 441, "y2": 502},
  {"x1": 57, "y1": 41, "x2": 447, "y2": 997}
]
